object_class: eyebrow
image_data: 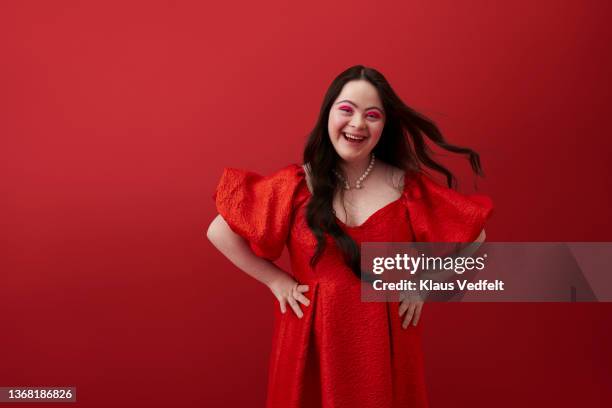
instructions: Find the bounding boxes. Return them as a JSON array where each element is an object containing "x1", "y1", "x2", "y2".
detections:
[{"x1": 335, "y1": 99, "x2": 384, "y2": 113}]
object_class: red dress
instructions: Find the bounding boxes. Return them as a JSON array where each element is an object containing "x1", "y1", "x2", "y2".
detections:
[{"x1": 213, "y1": 163, "x2": 493, "y2": 408}]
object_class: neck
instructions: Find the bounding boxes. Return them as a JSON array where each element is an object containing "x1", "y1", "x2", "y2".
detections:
[{"x1": 339, "y1": 154, "x2": 373, "y2": 185}]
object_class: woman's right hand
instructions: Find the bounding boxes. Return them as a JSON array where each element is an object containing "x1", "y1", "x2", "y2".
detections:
[{"x1": 267, "y1": 273, "x2": 310, "y2": 318}]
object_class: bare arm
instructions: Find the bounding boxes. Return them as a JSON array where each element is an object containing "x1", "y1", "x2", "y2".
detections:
[
  {"x1": 206, "y1": 214, "x2": 310, "y2": 317},
  {"x1": 206, "y1": 214, "x2": 286, "y2": 287}
]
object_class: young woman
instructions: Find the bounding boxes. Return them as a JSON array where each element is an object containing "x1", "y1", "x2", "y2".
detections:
[{"x1": 207, "y1": 65, "x2": 493, "y2": 408}]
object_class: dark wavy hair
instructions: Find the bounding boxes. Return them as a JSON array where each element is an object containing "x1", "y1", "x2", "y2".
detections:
[{"x1": 303, "y1": 65, "x2": 485, "y2": 277}]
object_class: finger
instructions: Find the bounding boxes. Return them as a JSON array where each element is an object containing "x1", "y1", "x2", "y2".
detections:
[
  {"x1": 278, "y1": 297, "x2": 287, "y2": 314},
  {"x1": 293, "y1": 291, "x2": 311, "y2": 307},
  {"x1": 412, "y1": 303, "x2": 423, "y2": 326},
  {"x1": 403, "y1": 303, "x2": 417, "y2": 329},
  {"x1": 296, "y1": 285, "x2": 309, "y2": 293},
  {"x1": 403, "y1": 306, "x2": 414, "y2": 328},
  {"x1": 398, "y1": 300, "x2": 409, "y2": 317},
  {"x1": 287, "y1": 296, "x2": 303, "y2": 319}
]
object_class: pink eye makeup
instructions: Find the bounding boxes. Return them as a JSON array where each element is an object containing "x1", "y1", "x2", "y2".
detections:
[{"x1": 338, "y1": 106, "x2": 381, "y2": 117}]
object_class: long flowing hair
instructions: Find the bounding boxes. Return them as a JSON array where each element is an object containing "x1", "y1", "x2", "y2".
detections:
[{"x1": 303, "y1": 65, "x2": 484, "y2": 277}]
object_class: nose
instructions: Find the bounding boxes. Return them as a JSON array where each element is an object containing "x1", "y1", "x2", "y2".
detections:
[{"x1": 349, "y1": 114, "x2": 366, "y2": 129}]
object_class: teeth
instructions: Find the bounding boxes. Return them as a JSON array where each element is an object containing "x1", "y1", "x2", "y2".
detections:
[{"x1": 344, "y1": 132, "x2": 366, "y2": 140}]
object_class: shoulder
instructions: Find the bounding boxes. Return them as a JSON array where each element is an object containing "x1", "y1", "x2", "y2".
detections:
[
  {"x1": 400, "y1": 170, "x2": 450, "y2": 199},
  {"x1": 215, "y1": 163, "x2": 306, "y2": 203},
  {"x1": 389, "y1": 164, "x2": 406, "y2": 190},
  {"x1": 375, "y1": 161, "x2": 408, "y2": 192},
  {"x1": 401, "y1": 170, "x2": 494, "y2": 243},
  {"x1": 404, "y1": 170, "x2": 494, "y2": 216},
  {"x1": 219, "y1": 163, "x2": 304, "y2": 185},
  {"x1": 212, "y1": 164, "x2": 303, "y2": 261}
]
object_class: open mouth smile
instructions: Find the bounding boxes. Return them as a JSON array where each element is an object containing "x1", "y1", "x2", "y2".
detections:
[{"x1": 342, "y1": 132, "x2": 368, "y2": 144}]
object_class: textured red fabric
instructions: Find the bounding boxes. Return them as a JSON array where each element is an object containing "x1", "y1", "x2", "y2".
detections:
[
  {"x1": 213, "y1": 163, "x2": 494, "y2": 408},
  {"x1": 213, "y1": 166, "x2": 304, "y2": 261}
]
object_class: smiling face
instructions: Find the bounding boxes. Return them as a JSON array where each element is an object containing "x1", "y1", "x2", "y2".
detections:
[{"x1": 328, "y1": 79, "x2": 386, "y2": 163}]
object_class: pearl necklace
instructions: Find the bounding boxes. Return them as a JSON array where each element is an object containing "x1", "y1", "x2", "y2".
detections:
[{"x1": 333, "y1": 154, "x2": 376, "y2": 190}]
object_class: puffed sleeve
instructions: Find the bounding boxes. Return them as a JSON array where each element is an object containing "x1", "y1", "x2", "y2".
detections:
[
  {"x1": 403, "y1": 172, "x2": 494, "y2": 243},
  {"x1": 212, "y1": 164, "x2": 303, "y2": 261}
]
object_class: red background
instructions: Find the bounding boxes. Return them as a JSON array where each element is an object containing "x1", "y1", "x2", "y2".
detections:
[{"x1": 1, "y1": 1, "x2": 611, "y2": 407}]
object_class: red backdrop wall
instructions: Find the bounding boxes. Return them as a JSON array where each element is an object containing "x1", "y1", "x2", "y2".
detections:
[{"x1": 1, "y1": 1, "x2": 611, "y2": 407}]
